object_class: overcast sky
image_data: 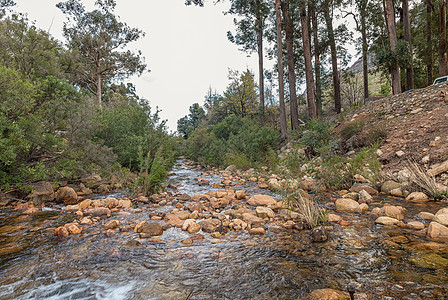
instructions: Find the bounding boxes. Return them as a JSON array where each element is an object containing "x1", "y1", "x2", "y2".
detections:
[{"x1": 13, "y1": 0, "x2": 264, "y2": 131}]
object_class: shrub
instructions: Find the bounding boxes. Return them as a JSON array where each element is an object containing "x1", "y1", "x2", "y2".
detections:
[
  {"x1": 300, "y1": 119, "x2": 332, "y2": 155},
  {"x1": 340, "y1": 121, "x2": 365, "y2": 141},
  {"x1": 366, "y1": 123, "x2": 388, "y2": 145}
]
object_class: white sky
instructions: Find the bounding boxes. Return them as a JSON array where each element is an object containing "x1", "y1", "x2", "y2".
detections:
[{"x1": 12, "y1": 0, "x2": 263, "y2": 131}]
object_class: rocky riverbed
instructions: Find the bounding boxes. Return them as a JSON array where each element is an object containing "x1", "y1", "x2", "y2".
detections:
[{"x1": 1, "y1": 160, "x2": 448, "y2": 299}]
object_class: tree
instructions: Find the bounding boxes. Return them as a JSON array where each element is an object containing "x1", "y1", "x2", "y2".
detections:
[
  {"x1": 439, "y1": 0, "x2": 448, "y2": 76},
  {"x1": 275, "y1": 0, "x2": 288, "y2": 140},
  {"x1": 227, "y1": 0, "x2": 269, "y2": 115},
  {"x1": 343, "y1": 0, "x2": 370, "y2": 100},
  {"x1": 281, "y1": 0, "x2": 299, "y2": 130},
  {"x1": 57, "y1": 0, "x2": 146, "y2": 111},
  {"x1": 427, "y1": 0, "x2": 434, "y2": 84},
  {"x1": 323, "y1": 0, "x2": 342, "y2": 113},
  {"x1": 0, "y1": 15, "x2": 64, "y2": 80},
  {"x1": 309, "y1": 0, "x2": 322, "y2": 114},
  {"x1": 177, "y1": 103, "x2": 206, "y2": 139},
  {"x1": 402, "y1": 0, "x2": 414, "y2": 90},
  {"x1": 384, "y1": 0, "x2": 401, "y2": 94},
  {"x1": 0, "y1": 0, "x2": 15, "y2": 18},
  {"x1": 300, "y1": 0, "x2": 317, "y2": 119},
  {"x1": 223, "y1": 69, "x2": 259, "y2": 117}
]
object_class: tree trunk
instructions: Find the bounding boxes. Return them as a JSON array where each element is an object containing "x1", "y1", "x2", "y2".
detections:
[
  {"x1": 281, "y1": 0, "x2": 299, "y2": 131},
  {"x1": 439, "y1": 0, "x2": 448, "y2": 76},
  {"x1": 384, "y1": 0, "x2": 401, "y2": 94},
  {"x1": 255, "y1": 0, "x2": 265, "y2": 115},
  {"x1": 402, "y1": 0, "x2": 414, "y2": 90},
  {"x1": 96, "y1": 66, "x2": 103, "y2": 112},
  {"x1": 323, "y1": 1, "x2": 341, "y2": 113},
  {"x1": 275, "y1": 0, "x2": 288, "y2": 140},
  {"x1": 309, "y1": 0, "x2": 321, "y2": 116},
  {"x1": 360, "y1": 2, "x2": 369, "y2": 101},
  {"x1": 427, "y1": 0, "x2": 433, "y2": 85},
  {"x1": 300, "y1": 1, "x2": 317, "y2": 119}
]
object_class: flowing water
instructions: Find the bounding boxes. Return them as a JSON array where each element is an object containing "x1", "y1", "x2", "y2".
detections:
[{"x1": 1, "y1": 161, "x2": 448, "y2": 299}]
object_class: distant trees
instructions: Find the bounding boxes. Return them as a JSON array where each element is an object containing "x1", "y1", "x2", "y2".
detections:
[
  {"x1": 57, "y1": 0, "x2": 146, "y2": 111},
  {"x1": 177, "y1": 103, "x2": 206, "y2": 139}
]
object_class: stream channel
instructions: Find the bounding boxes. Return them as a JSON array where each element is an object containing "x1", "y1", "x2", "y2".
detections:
[{"x1": 1, "y1": 160, "x2": 448, "y2": 299}]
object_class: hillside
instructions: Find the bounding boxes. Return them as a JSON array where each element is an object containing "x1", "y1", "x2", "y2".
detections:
[{"x1": 333, "y1": 81, "x2": 448, "y2": 186}]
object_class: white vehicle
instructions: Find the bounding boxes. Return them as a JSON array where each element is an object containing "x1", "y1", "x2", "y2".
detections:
[{"x1": 433, "y1": 75, "x2": 448, "y2": 85}]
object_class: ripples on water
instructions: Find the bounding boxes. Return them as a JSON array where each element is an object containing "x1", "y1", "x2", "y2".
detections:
[{"x1": 1, "y1": 161, "x2": 448, "y2": 299}]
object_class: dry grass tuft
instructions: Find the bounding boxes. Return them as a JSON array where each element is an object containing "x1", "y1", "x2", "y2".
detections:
[{"x1": 407, "y1": 161, "x2": 447, "y2": 200}]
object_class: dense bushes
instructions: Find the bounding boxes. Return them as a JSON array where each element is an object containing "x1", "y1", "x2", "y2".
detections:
[{"x1": 185, "y1": 115, "x2": 281, "y2": 169}]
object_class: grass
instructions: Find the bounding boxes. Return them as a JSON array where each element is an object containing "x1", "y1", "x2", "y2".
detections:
[
  {"x1": 407, "y1": 161, "x2": 447, "y2": 200},
  {"x1": 282, "y1": 189, "x2": 328, "y2": 228}
]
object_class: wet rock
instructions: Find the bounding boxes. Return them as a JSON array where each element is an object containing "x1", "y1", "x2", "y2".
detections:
[
  {"x1": 335, "y1": 198, "x2": 359, "y2": 212},
  {"x1": 433, "y1": 208, "x2": 448, "y2": 226},
  {"x1": 104, "y1": 229, "x2": 115, "y2": 237},
  {"x1": 84, "y1": 207, "x2": 111, "y2": 218},
  {"x1": 14, "y1": 202, "x2": 34, "y2": 212},
  {"x1": 188, "y1": 202, "x2": 204, "y2": 213},
  {"x1": 182, "y1": 219, "x2": 201, "y2": 234},
  {"x1": 119, "y1": 224, "x2": 135, "y2": 232},
  {"x1": 327, "y1": 214, "x2": 343, "y2": 223},
  {"x1": 247, "y1": 194, "x2": 278, "y2": 207},
  {"x1": 26, "y1": 181, "x2": 54, "y2": 202},
  {"x1": 307, "y1": 288, "x2": 350, "y2": 300},
  {"x1": 0, "y1": 242, "x2": 26, "y2": 255},
  {"x1": 78, "y1": 199, "x2": 92, "y2": 210},
  {"x1": 199, "y1": 219, "x2": 220, "y2": 233},
  {"x1": 242, "y1": 213, "x2": 263, "y2": 225},
  {"x1": 356, "y1": 203, "x2": 369, "y2": 213},
  {"x1": 181, "y1": 237, "x2": 194, "y2": 245},
  {"x1": 258, "y1": 182, "x2": 269, "y2": 189},
  {"x1": 410, "y1": 241, "x2": 448, "y2": 251},
  {"x1": 54, "y1": 226, "x2": 69, "y2": 238},
  {"x1": 103, "y1": 220, "x2": 119, "y2": 230},
  {"x1": 64, "y1": 205, "x2": 79, "y2": 212},
  {"x1": 198, "y1": 179, "x2": 209, "y2": 186},
  {"x1": 427, "y1": 222, "x2": 448, "y2": 240},
  {"x1": 249, "y1": 227, "x2": 265, "y2": 235},
  {"x1": 341, "y1": 192, "x2": 359, "y2": 200},
  {"x1": 375, "y1": 216, "x2": 399, "y2": 226},
  {"x1": 134, "y1": 221, "x2": 163, "y2": 236},
  {"x1": 349, "y1": 185, "x2": 378, "y2": 195},
  {"x1": 65, "y1": 224, "x2": 82, "y2": 234},
  {"x1": 380, "y1": 205, "x2": 405, "y2": 220},
  {"x1": 405, "y1": 192, "x2": 429, "y2": 203},
  {"x1": 310, "y1": 226, "x2": 328, "y2": 242},
  {"x1": 175, "y1": 211, "x2": 190, "y2": 220},
  {"x1": 118, "y1": 199, "x2": 132, "y2": 209},
  {"x1": 390, "y1": 188, "x2": 403, "y2": 197},
  {"x1": 410, "y1": 253, "x2": 448, "y2": 269},
  {"x1": 358, "y1": 189, "x2": 373, "y2": 203},
  {"x1": 177, "y1": 193, "x2": 191, "y2": 201},
  {"x1": 417, "y1": 211, "x2": 434, "y2": 220},
  {"x1": 381, "y1": 180, "x2": 403, "y2": 194},
  {"x1": 80, "y1": 217, "x2": 93, "y2": 225},
  {"x1": 299, "y1": 178, "x2": 320, "y2": 192},
  {"x1": 391, "y1": 235, "x2": 409, "y2": 244},
  {"x1": 407, "y1": 221, "x2": 425, "y2": 230},
  {"x1": 256, "y1": 206, "x2": 275, "y2": 219},
  {"x1": 56, "y1": 187, "x2": 79, "y2": 205},
  {"x1": 235, "y1": 190, "x2": 247, "y2": 200}
]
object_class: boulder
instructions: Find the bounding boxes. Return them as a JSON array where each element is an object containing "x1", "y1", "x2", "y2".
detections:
[
  {"x1": 65, "y1": 224, "x2": 82, "y2": 234},
  {"x1": 335, "y1": 198, "x2": 359, "y2": 212},
  {"x1": 299, "y1": 178, "x2": 320, "y2": 191},
  {"x1": 407, "y1": 221, "x2": 425, "y2": 230},
  {"x1": 307, "y1": 288, "x2": 350, "y2": 300},
  {"x1": 54, "y1": 226, "x2": 69, "y2": 238},
  {"x1": 356, "y1": 203, "x2": 369, "y2": 213},
  {"x1": 405, "y1": 192, "x2": 429, "y2": 203},
  {"x1": 118, "y1": 199, "x2": 132, "y2": 209},
  {"x1": 56, "y1": 187, "x2": 79, "y2": 205},
  {"x1": 375, "y1": 217, "x2": 399, "y2": 226},
  {"x1": 310, "y1": 226, "x2": 328, "y2": 242},
  {"x1": 78, "y1": 199, "x2": 92, "y2": 210},
  {"x1": 380, "y1": 205, "x2": 405, "y2": 220},
  {"x1": 256, "y1": 206, "x2": 275, "y2": 219},
  {"x1": 134, "y1": 221, "x2": 163, "y2": 236},
  {"x1": 84, "y1": 207, "x2": 111, "y2": 218},
  {"x1": 26, "y1": 181, "x2": 54, "y2": 202},
  {"x1": 182, "y1": 219, "x2": 201, "y2": 234},
  {"x1": 433, "y1": 208, "x2": 448, "y2": 226},
  {"x1": 417, "y1": 212, "x2": 434, "y2": 220},
  {"x1": 349, "y1": 185, "x2": 378, "y2": 195},
  {"x1": 427, "y1": 222, "x2": 448, "y2": 240},
  {"x1": 428, "y1": 160, "x2": 448, "y2": 176},
  {"x1": 358, "y1": 189, "x2": 373, "y2": 203},
  {"x1": 247, "y1": 195, "x2": 278, "y2": 207},
  {"x1": 81, "y1": 174, "x2": 102, "y2": 188},
  {"x1": 199, "y1": 219, "x2": 221, "y2": 233},
  {"x1": 381, "y1": 181, "x2": 403, "y2": 194},
  {"x1": 249, "y1": 227, "x2": 266, "y2": 235},
  {"x1": 242, "y1": 213, "x2": 263, "y2": 225},
  {"x1": 103, "y1": 220, "x2": 119, "y2": 230}
]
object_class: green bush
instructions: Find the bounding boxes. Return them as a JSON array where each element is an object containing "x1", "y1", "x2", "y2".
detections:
[{"x1": 300, "y1": 119, "x2": 332, "y2": 155}]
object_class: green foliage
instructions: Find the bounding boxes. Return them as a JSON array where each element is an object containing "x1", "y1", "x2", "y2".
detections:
[
  {"x1": 366, "y1": 123, "x2": 387, "y2": 145},
  {"x1": 185, "y1": 115, "x2": 280, "y2": 168},
  {"x1": 177, "y1": 103, "x2": 206, "y2": 139},
  {"x1": 380, "y1": 82, "x2": 391, "y2": 96},
  {"x1": 300, "y1": 119, "x2": 332, "y2": 154}
]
